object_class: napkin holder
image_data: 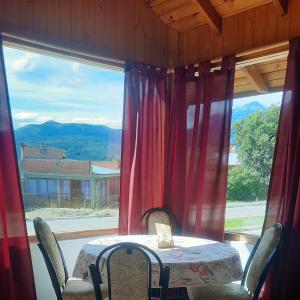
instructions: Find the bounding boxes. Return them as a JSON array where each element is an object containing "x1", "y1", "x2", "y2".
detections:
[{"x1": 155, "y1": 223, "x2": 174, "y2": 248}]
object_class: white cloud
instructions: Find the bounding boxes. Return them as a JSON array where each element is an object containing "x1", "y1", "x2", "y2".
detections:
[
  {"x1": 14, "y1": 112, "x2": 38, "y2": 119},
  {"x1": 71, "y1": 62, "x2": 81, "y2": 72},
  {"x1": 7, "y1": 53, "x2": 39, "y2": 73}
]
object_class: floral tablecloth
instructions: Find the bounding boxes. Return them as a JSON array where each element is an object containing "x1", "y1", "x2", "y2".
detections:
[{"x1": 73, "y1": 235, "x2": 243, "y2": 288}]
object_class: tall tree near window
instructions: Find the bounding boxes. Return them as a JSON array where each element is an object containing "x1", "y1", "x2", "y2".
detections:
[
  {"x1": 0, "y1": 40, "x2": 36, "y2": 299},
  {"x1": 263, "y1": 38, "x2": 300, "y2": 300},
  {"x1": 164, "y1": 57, "x2": 235, "y2": 241},
  {"x1": 119, "y1": 64, "x2": 168, "y2": 234}
]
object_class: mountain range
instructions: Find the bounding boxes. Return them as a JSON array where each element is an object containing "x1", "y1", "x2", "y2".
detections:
[
  {"x1": 14, "y1": 101, "x2": 267, "y2": 160},
  {"x1": 14, "y1": 121, "x2": 122, "y2": 161}
]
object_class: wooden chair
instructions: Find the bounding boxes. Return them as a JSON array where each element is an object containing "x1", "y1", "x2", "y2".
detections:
[
  {"x1": 187, "y1": 223, "x2": 283, "y2": 300},
  {"x1": 89, "y1": 242, "x2": 170, "y2": 300},
  {"x1": 33, "y1": 217, "x2": 108, "y2": 300},
  {"x1": 142, "y1": 207, "x2": 181, "y2": 235}
]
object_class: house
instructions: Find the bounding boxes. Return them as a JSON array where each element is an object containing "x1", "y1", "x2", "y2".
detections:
[{"x1": 19, "y1": 144, "x2": 120, "y2": 208}]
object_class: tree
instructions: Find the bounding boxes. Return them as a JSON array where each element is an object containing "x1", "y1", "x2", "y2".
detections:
[
  {"x1": 227, "y1": 167, "x2": 266, "y2": 201},
  {"x1": 233, "y1": 105, "x2": 280, "y2": 182}
]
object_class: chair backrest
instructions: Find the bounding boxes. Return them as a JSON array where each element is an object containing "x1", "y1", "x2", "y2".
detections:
[
  {"x1": 89, "y1": 242, "x2": 170, "y2": 300},
  {"x1": 33, "y1": 217, "x2": 68, "y2": 299},
  {"x1": 242, "y1": 223, "x2": 282, "y2": 299},
  {"x1": 142, "y1": 208, "x2": 180, "y2": 235}
]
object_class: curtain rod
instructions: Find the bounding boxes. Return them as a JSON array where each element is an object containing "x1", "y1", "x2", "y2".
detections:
[{"x1": 167, "y1": 41, "x2": 289, "y2": 73}]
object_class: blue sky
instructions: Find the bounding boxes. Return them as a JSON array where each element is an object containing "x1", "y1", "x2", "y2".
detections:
[
  {"x1": 3, "y1": 46, "x2": 124, "y2": 129},
  {"x1": 3, "y1": 46, "x2": 282, "y2": 129}
]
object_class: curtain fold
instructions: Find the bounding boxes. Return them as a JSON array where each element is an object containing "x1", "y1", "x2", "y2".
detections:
[
  {"x1": 119, "y1": 63, "x2": 169, "y2": 234},
  {"x1": 164, "y1": 56, "x2": 235, "y2": 241},
  {"x1": 262, "y1": 38, "x2": 300, "y2": 300},
  {"x1": 0, "y1": 40, "x2": 36, "y2": 299},
  {"x1": 119, "y1": 58, "x2": 235, "y2": 240}
]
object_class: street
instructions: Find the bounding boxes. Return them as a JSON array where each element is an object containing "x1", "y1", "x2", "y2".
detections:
[{"x1": 26, "y1": 202, "x2": 266, "y2": 235}]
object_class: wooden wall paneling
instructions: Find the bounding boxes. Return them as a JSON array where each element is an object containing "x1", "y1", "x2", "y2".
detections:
[
  {"x1": 168, "y1": 28, "x2": 179, "y2": 66},
  {"x1": 0, "y1": 0, "x2": 4, "y2": 30},
  {"x1": 222, "y1": 14, "x2": 238, "y2": 56},
  {"x1": 123, "y1": 0, "x2": 137, "y2": 61},
  {"x1": 265, "y1": 4, "x2": 279, "y2": 45},
  {"x1": 276, "y1": 6, "x2": 291, "y2": 41},
  {"x1": 71, "y1": 0, "x2": 83, "y2": 44},
  {"x1": 1, "y1": 0, "x2": 170, "y2": 66},
  {"x1": 179, "y1": 24, "x2": 214, "y2": 65},
  {"x1": 18, "y1": 0, "x2": 33, "y2": 33},
  {"x1": 32, "y1": 0, "x2": 47, "y2": 37},
  {"x1": 253, "y1": 5, "x2": 267, "y2": 47},
  {"x1": 213, "y1": 22, "x2": 223, "y2": 59},
  {"x1": 114, "y1": 0, "x2": 126, "y2": 59},
  {"x1": 134, "y1": 0, "x2": 146, "y2": 63},
  {"x1": 82, "y1": 0, "x2": 94, "y2": 48},
  {"x1": 93, "y1": 0, "x2": 106, "y2": 54},
  {"x1": 157, "y1": 18, "x2": 168, "y2": 65},
  {"x1": 289, "y1": 0, "x2": 300, "y2": 38},
  {"x1": 58, "y1": 0, "x2": 72, "y2": 41},
  {"x1": 143, "y1": 2, "x2": 159, "y2": 65},
  {"x1": 273, "y1": 0, "x2": 289, "y2": 15},
  {"x1": 46, "y1": 0, "x2": 59, "y2": 40},
  {"x1": 241, "y1": 8, "x2": 255, "y2": 51},
  {"x1": 3, "y1": 0, "x2": 19, "y2": 31}
]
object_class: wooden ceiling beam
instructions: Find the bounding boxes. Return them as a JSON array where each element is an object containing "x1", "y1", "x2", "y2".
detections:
[
  {"x1": 272, "y1": 0, "x2": 289, "y2": 16},
  {"x1": 241, "y1": 65, "x2": 269, "y2": 93},
  {"x1": 194, "y1": 0, "x2": 222, "y2": 33}
]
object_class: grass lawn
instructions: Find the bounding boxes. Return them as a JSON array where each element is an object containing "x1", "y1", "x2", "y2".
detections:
[
  {"x1": 25, "y1": 207, "x2": 119, "y2": 220},
  {"x1": 225, "y1": 215, "x2": 265, "y2": 231}
]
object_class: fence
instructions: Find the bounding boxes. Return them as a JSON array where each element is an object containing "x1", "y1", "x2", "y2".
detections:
[{"x1": 23, "y1": 192, "x2": 120, "y2": 210}]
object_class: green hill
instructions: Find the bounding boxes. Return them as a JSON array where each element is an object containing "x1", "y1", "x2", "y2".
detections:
[{"x1": 14, "y1": 121, "x2": 122, "y2": 161}]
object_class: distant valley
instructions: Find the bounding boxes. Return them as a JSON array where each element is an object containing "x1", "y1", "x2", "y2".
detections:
[{"x1": 14, "y1": 101, "x2": 268, "y2": 160}]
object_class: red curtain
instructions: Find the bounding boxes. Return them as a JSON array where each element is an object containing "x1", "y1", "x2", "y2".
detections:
[
  {"x1": 0, "y1": 40, "x2": 36, "y2": 299},
  {"x1": 262, "y1": 38, "x2": 300, "y2": 300},
  {"x1": 164, "y1": 56, "x2": 235, "y2": 241},
  {"x1": 119, "y1": 63, "x2": 169, "y2": 234}
]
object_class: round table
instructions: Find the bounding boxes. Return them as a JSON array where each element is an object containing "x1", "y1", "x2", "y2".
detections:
[{"x1": 73, "y1": 235, "x2": 243, "y2": 288}]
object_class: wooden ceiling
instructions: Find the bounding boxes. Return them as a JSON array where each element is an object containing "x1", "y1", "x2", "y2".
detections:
[
  {"x1": 147, "y1": 0, "x2": 288, "y2": 33},
  {"x1": 234, "y1": 55, "x2": 287, "y2": 97},
  {"x1": 147, "y1": 0, "x2": 289, "y2": 96}
]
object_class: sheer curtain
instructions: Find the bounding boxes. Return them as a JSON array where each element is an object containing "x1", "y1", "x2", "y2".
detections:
[
  {"x1": 119, "y1": 63, "x2": 169, "y2": 234},
  {"x1": 0, "y1": 39, "x2": 36, "y2": 299},
  {"x1": 262, "y1": 38, "x2": 300, "y2": 300},
  {"x1": 164, "y1": 56, "x2": 235, "y2": 241}
]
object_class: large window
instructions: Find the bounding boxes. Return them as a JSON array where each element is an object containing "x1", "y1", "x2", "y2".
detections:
[
  {"x1": 225, "y1": 92, "x2": 282, "y2": 236},
  {"x1": 4, "y1": 46, "x2": 124, "y2": 235}
]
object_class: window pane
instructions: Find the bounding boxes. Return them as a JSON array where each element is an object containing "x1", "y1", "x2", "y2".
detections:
[
  {"x1": 225, "y1": 93, "x2": 282, "y2": 236},
  {"x1": 4, "y1": 46, "x2": 123, "y2": 234}
]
